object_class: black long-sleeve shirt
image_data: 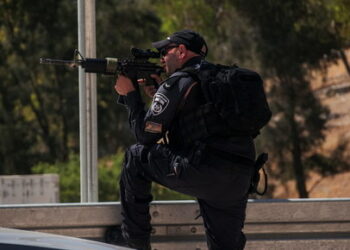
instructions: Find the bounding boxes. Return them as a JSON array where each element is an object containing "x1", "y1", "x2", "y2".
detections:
[{"x1": 122, "y1": 58, "x2": 198, "y2": 145}]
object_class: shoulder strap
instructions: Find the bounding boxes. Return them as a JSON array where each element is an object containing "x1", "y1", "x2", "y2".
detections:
[
  {"x1": 161, "y1": 72, "x2": 188, "y2": 89},
  {"x1": 180, "y1": 62, "x2": 218, "y2": 102},
  {"x1": 249, "y1": 153, "x2": 268, "y2": 195}
]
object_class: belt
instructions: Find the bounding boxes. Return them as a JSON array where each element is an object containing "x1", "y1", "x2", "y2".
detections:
[{"x1": 205, "y1": 146, "x2": 255, "y2": 175}]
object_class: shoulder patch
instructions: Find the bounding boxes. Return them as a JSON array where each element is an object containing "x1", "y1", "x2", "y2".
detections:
[
  {"x1": 151, "y1": 93, "x2": 169, "y2": 116},
  {"x1": 145, "y1": 121, "x2": 162, "y2": 133}
]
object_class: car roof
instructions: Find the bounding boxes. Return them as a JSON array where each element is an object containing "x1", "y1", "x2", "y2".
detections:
[{"x1": 0, "y1": 227, "x2": 132, "y2": 250}]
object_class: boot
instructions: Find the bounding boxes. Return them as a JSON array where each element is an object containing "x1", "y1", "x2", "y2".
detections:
[{"x1": 105, "y1": 226, "x2": 151, "y2": 250}]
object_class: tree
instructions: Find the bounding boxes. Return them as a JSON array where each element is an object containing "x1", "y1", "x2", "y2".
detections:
[
  {"x1": 0, "y1": 0, "x2": 79, "y2": 173},
  {"x1": 95, "y1": 0, "x2": 162, "y2": 156},
  {"x1": 0, "y1": 0, "x2": 162, "y2": 173},
  {"x1": 326, "y1": 0, "x2": 350, "y2": 75},
  {"x1": 233, "y1": 0, "x2": 346, "y2": 197},
  {"x1": 151, "y1": 0, "x2": 261, "y2": 69}
]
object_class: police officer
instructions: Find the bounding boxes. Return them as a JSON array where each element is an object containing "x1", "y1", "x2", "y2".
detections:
[{"x1": 114, "y1": 30, "x2": 255, "y2": 250}]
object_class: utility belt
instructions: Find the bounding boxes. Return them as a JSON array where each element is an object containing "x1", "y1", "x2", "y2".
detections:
[
  {"x1": 188, "y1": 142, "x2": 268, "y2": 195},
  {"x1": 166, "y1": 140, "x2": 268, "y2": 196},
  {"x1": 205, "y1": 146, "x2": 255, "y2": 176},
  {"x1": 187, "y1": 142, "x2": 254, "y2": 176}
]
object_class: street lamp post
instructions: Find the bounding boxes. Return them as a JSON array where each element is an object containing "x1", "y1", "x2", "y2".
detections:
[{"x1": 77, "y1": 0, "x2": 98, "y2": 202}]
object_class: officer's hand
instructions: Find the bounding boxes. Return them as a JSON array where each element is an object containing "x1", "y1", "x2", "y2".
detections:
[
  {"x1": 138, "y1": 74, "x2": 162, "y2": 98},
  {"x1": 115, "y1": 75, "x2": 135, "y2": 96}
]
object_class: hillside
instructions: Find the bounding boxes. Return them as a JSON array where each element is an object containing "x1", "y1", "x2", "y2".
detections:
[{"x1": 271, "y1": 49, "x2": 350, "y2": 198}]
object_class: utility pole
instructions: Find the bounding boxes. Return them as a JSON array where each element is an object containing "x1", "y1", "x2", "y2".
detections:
[{"x1": 77, "y1": 0, "x2": 98, "y2": 202}]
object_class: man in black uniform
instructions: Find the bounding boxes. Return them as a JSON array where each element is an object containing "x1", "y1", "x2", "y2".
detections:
[{"x1": 114, "y1": 30, "x2": 255, "y2": 250}]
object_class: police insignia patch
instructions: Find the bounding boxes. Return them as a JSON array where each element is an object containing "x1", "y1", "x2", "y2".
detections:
[
  {"x1": 145, "y1": 121, "x2": 162, "y2": 133},
  {"x1": 151, "y1": 93, "x2": 169, "y2": 116}
]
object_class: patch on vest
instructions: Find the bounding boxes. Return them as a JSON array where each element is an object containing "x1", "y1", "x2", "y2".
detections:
[
  {"x1": 145, "y1": 121, "x2": 162, "y2": 133},
  {"x1": 151, "y1": 93, "x2": 169, "y2": 116}
]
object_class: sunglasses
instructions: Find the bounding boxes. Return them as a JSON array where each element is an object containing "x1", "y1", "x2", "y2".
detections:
[{"x1": 160, "y1": 45, "x2": 179, "y2": 57}]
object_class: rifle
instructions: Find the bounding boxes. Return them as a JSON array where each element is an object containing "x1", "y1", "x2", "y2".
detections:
[{"x1": 40, "y1": 48, "x2": 163, "y2": 89}]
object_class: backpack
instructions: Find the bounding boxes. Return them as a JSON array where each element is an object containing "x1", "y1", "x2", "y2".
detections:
[
  {"x1": 181, "y1": 62, "x2": 271, "y2": 196},
  {"x1": 184, "y1": 62, "x2": 272, "y2": 137}
]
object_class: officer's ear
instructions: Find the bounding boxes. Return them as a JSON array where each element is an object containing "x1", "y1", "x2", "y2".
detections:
[{"x1": 177, "y1": 44, "x2": 187, "y2": 59}]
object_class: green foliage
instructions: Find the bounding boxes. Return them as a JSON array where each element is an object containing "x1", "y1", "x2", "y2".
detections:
[
  {"x1": 32, "y1": 152, "x2": 193, "y2": 202},
  {"x1": 233, "y1": 0, "x2": 341, "y2": 73},
  {"x1": 0, "y1": 0, "x2": 79, "y2": 173},
  {"x1": 97, "y1": 153, "x2": 124, "y2": 201},
  {"x1": 325, "y1": 0, "x2": 350, "y2": 47},
  {"x1": 0, "y1": 0, "x2": 163, "y2": 173},
  {"x1": 152, "y1": 0, "x2": 216, "y2": 33},
  {"x1": 32, "y1": 155, "x2": 81, "y2": 203},
  {"x1": 93, "y1": 0, "x2": 163, "y2": 156},
  {"x1": 152, "y1": 0, "x2": 260, "y2": 68},
  {"x1": 32, "y1": 153, "x2": 123, "y2": 202}
]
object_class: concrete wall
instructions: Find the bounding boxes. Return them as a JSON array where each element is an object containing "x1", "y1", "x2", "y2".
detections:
[{"x1": 0, "y1": 174, "x2": 59, "y2": 204}]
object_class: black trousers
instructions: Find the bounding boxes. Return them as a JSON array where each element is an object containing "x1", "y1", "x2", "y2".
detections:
[{"x1": 119, "y1": 143, "x2": 252, "y2": 250}]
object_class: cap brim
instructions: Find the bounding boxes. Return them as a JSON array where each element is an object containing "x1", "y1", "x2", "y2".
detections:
[{"x1": 152, "y1": 39, "x2": 172, "y2": 50}]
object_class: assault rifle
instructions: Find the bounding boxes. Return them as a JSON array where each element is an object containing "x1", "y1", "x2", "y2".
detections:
[{"x1": 40, "y1": 48, "x2": 163, "y2": 89}]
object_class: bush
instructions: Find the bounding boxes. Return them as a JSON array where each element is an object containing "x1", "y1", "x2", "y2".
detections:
[
  {"x1": 98, "y1": 153, "x2": 124, "y2": 201},
  {"x1": 32, "y1": 152, "x2": 193, "y2": 202},
  {"x1": 32, "y1": 155, "x2": 81, "y2": 202}
]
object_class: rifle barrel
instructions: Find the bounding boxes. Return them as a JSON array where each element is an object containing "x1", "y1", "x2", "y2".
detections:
[{"x1": 39, "y1": 58, "x2": 81, "y2": 67}]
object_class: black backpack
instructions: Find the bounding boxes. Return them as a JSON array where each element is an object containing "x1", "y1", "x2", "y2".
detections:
[
  {"x1": 180, "y1": 62, "x2": 271, "y2": 196},
  {"x1": 183, "y1": 62, "x2": 272, "y2": 137}
]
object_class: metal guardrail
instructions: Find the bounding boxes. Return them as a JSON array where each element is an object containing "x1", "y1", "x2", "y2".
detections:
[{"x1": 1, "y1": 198, "x2": 350, "y2": 249}]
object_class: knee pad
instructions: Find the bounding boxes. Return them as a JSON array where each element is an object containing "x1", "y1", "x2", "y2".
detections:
[{"x1": 126, "y1": 144, "x2": 149, "y2": 163}]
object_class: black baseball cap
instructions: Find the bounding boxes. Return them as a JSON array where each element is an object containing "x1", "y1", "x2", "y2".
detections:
[{"x1": 152, "y1": 30, "x2": 208, "y2": 57}]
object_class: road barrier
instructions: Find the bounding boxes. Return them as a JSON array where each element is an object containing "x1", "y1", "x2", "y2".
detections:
[{"x1": 1, "y1": 198, "x2": 349, "y2": 249}]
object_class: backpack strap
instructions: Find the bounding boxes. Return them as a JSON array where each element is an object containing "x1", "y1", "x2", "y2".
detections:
[{"x1": 161, "y1": 71, "x2": 189, "y2": 89}]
